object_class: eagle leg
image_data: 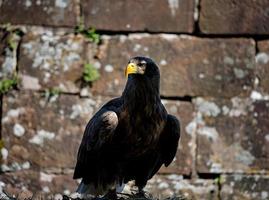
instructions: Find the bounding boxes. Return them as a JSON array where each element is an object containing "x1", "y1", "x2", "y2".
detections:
[
  {"x1": 135, "y1": 186, "x2": 147, "y2": 198},
  {"x1": 103, "y1": 189, "x2": 118, "y2": 200},
  {"x1": 138, "y1": 188, "x2": 145, "y2": 194}
]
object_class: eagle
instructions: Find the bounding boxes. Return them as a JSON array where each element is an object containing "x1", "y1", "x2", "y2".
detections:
[{"x1": 73, "y1": 56, "x2": 180, "y2": 198}]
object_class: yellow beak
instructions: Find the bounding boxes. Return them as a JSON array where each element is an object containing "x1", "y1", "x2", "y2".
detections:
[{"x1": 125, "y1": 63, "x2": 138, "y2": 77}]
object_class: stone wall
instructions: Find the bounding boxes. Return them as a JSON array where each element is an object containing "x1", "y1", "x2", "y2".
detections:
[{"x1": 0, "y1": 0, "x2": 269, "y2": 199}]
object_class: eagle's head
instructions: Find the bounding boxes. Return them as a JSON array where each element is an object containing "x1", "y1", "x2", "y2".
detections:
[
  {"x1": 125, "y1": 56, "x2": 160, "y2": 79},
  {"x1": 123, "y1": 56, "x2": 161, "y2": 105}
]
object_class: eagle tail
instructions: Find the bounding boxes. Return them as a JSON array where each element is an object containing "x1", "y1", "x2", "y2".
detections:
[
  {"x1": 76, "y1": 181, "x2": 86, "y2": 193},
  {"x1": 76, "y1": 181, "x2": 95, "y2": 196},
  {"x1": 76, "y1": 180, "x2": 125, "y2": 197}
]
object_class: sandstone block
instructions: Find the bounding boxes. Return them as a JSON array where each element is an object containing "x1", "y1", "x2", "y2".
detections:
[
  {"x1": 0, "y1": 0, "x2": 78, "y2": 27},
  {"x1": 0, "y1": 170, "x2": 77, "y2": 198},
  {"x1": 82, "y1": 0, "x2": 195, "y2": 33},
  {"x1": 199, "y1": 0, "x2": 269, "y2": 34},
  {"x1": 19, "y1": 27, "x2": 88, "y2": 93},
  {"x1": 220, "y1": 174, "x2": 269, "y2": 200},
  {"x1": 92, "y1": 34, "x2": 255, "y2": 98},
  {"x1": 0, "y1": 29, "x2": 20, "y2": 80},
  {"x1": 159, "y1": 100, "x2": 195, "y2": 176},
  {"x1": 195, "y1": 97, "x2": 269, "y2": 173},
  {"x1": 1, "y1": 91, "x2": 106, "y2": 170},
  {"x1": 145, "y1": 175, "x2": 218, "y2": 200},
  {"x1": 256, "y1": 40, "x2": 269, "y2": 95}
]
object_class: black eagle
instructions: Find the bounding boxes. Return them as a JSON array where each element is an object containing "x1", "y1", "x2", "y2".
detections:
[{"x1": 73, "y1": 56, "x2": 180, "y2": 198}]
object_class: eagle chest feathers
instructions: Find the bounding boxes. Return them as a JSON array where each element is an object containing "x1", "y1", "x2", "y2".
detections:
[
  {"x1": 74, "y1": 57, "x2": 181, "y2": 197},
  {"x1": 115, "y1": 106, "x2": 167, "y2": 156}
]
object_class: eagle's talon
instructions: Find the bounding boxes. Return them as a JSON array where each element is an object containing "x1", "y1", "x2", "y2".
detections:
[
  {"x1": 136, "y1": 189, "x2": 146, "y2": 198},
  {"x1": 103, "y1": 189, "x2": 118, "y2": 200}
]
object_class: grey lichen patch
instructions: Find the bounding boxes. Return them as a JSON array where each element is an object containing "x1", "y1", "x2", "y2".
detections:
[
  {"x1": 13, "y1": 123, "x2": 25, "y2": 137},
  {"x1": 104, "y1": 64, "x2": 114, "y2": 73},
  {"x1": 22, "y1": 31, "x2": 82, "y2": 72},
  {"x1": 194, "y1": 0, "x2": 199, "y2": 21},
  {"x1": 233, "y1": 67, "x2": 247, "y2": 79},
  {"x1": 233, "y1": 143, "x2": 255, "y2": 166},
  {"x1": 1, "y1": 49, "x2": 16, "y2": 78},
  {"x1": 206, "y1": 141, "x2": 256, "y2": 173},
  {"x1": 133, "y1": 43, "x2": 142, "y2": 52},
  {"x1": 221, "y1": 105, "x2": 230, "y2": 115},
  {"x1": 1, "y1": 147, "x2": 8, "y2": 161},
  {"x1": 256, "y1": 52, "x2": 269, "y2": 64},
  {"x1": 261, "y1": 191, "x2": 269, "y2": 199},
  {"x1": 70, "y1": 98, "x2": 97, "y2": 119},
  {"x1": 186, "y1": 109, "x2": 220, "y2": 143},
  {"x1": 25, "y1": 0, "x2": 32, "y2": 7},
  {"x1": 160, "y1": 59, "x2": 168, "y2": 66},
  {"x1": 145, "y1": 175, "x2": 217, "y2": 199},
  {"x1": 265, "y1": 134, "x2": 269, "y2": 142},
  {"x1": 229, "y1": 97, "x2": 253, "y2": 117},
  {"x1": 194, "y1": 97, "x2": 221, "y2": 117},
  {"x1": 20, "y1": 27, "x2": 86, "y2": 93},
  {"x1": 197, "y1": 127, "x2": 219, "y2": 142},
  {"x1": 40, "y1": 172, "x2": 55, "y2": 182},
  {"x1": 209, "y1": 162, "x2": 223, "y2": 173},
  {"x1": 55, "y1": 0, "x2": 68, "y2": 8},
  {"x1": 221, "y1": 175, "x2": 269, "y2": 200},
  {"x1": 20, "y1": 74, "x2": 42, "y2": 90},
  {"x1": 0, "y1": 25, "x2": 23, "y2": 80},
  {"x1": 159, "y1": 34, "x2": 179, "y2": 41},
  {"x1": 185, "y1": 112, "x2": 203, "y2": 136},
  {"x1": 80, "y1": 87, "x2": 92, "y2": 97},
  {"x1": 0, "y1": 139, "x2": 6, "y2": 162},
  {"x1": 29, "y1": 129, "x2": 55, "y2": 146},
  {"x1": 223, "y1": 56, "x2": 234, "y2": 65},
  {"x1": 194, "y1": 97, "x2": 267, "y2": 174},
  {"x1": 250, "y1": 90, "x2": 269, "y2": 101},
  {"x1": 2, "y1": 107, "x2": 25, "y2": 123},
  {"x1": 167, "y1": 0, "x2": 179, "y2": 17},
  {"x1": 1, "y1": 161, "x2": 31, "y2": 172}
]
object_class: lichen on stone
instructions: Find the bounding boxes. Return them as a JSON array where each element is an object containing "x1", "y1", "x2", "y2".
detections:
[
  {"x1": 29, "y1": 130, "x2": 55, "y2": 146},
  {"x1": 194, "y1": 97, "x2": 221, "y2": 117}
]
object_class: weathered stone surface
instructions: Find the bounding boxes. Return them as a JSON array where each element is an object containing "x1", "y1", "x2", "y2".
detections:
[
  {"x1": 220, "y1": 175, "x2": 269, "y2": 200},
  {"x1": 0, "y1": 0, "x2": 78, "y2": 27},
  {"x1": 0, "y1": 29, "x2": 20, "y2": 80},
  {"x1": 1, "y1": 91, "x2": 106, "y2": 170},
  {"x1": 159, "y1": 100, "x2": 194, "y2": 176},
  {"x1": 199, "y1": 0, "x2": 269, "y2": 34},
  {"x1": 82, "y1": 0, "x2": 195, "y2": 33},
  {"x1": 195, "y1": 97, "x2": 269, "y2": 173},
  {"x1": 0, "y1": 170, "x2": 77, "y2": 198},
  {"x1": 0, "y1": 170, "x2": 39, "y2": 199},
  {"x1": 91, "y1": 34, "x2": 255, "y2": 98},
  {"x1": 1, "y1": 91, "x2": 194, "y2": 178},
  {"x1": 256, "y1": 41, "x2": 269, "y2": 95},
  {"x1": 145, "y1": 175, "x2": 218, "y2": 200},
  {"x1": 19, "y1": 27, "x2": 90, "y2": 93}
]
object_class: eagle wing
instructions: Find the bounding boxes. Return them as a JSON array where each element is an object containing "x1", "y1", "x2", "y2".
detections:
[
  {"x1": 73, "y1": 104, "x2": 119, "y2": 179},
  {"x1": 137, "y1": 114, "x2": 180, "y2": 185},
  {"x1": 160, "y1": 114, "x2": 181, "y2": 167}
]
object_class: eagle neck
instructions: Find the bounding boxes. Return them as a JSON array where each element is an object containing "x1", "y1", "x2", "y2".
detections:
[{"x1": 122, "y1": 76, "x2": 160, "y2": 115}]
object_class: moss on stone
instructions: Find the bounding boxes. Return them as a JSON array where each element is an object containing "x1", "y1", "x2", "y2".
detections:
[
  {"x1": 83, "y1": 63, "x2": 100, "y2": 83},
  {"x1": 0, "y1": 77, "x2": 17, "y2": 94}
]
